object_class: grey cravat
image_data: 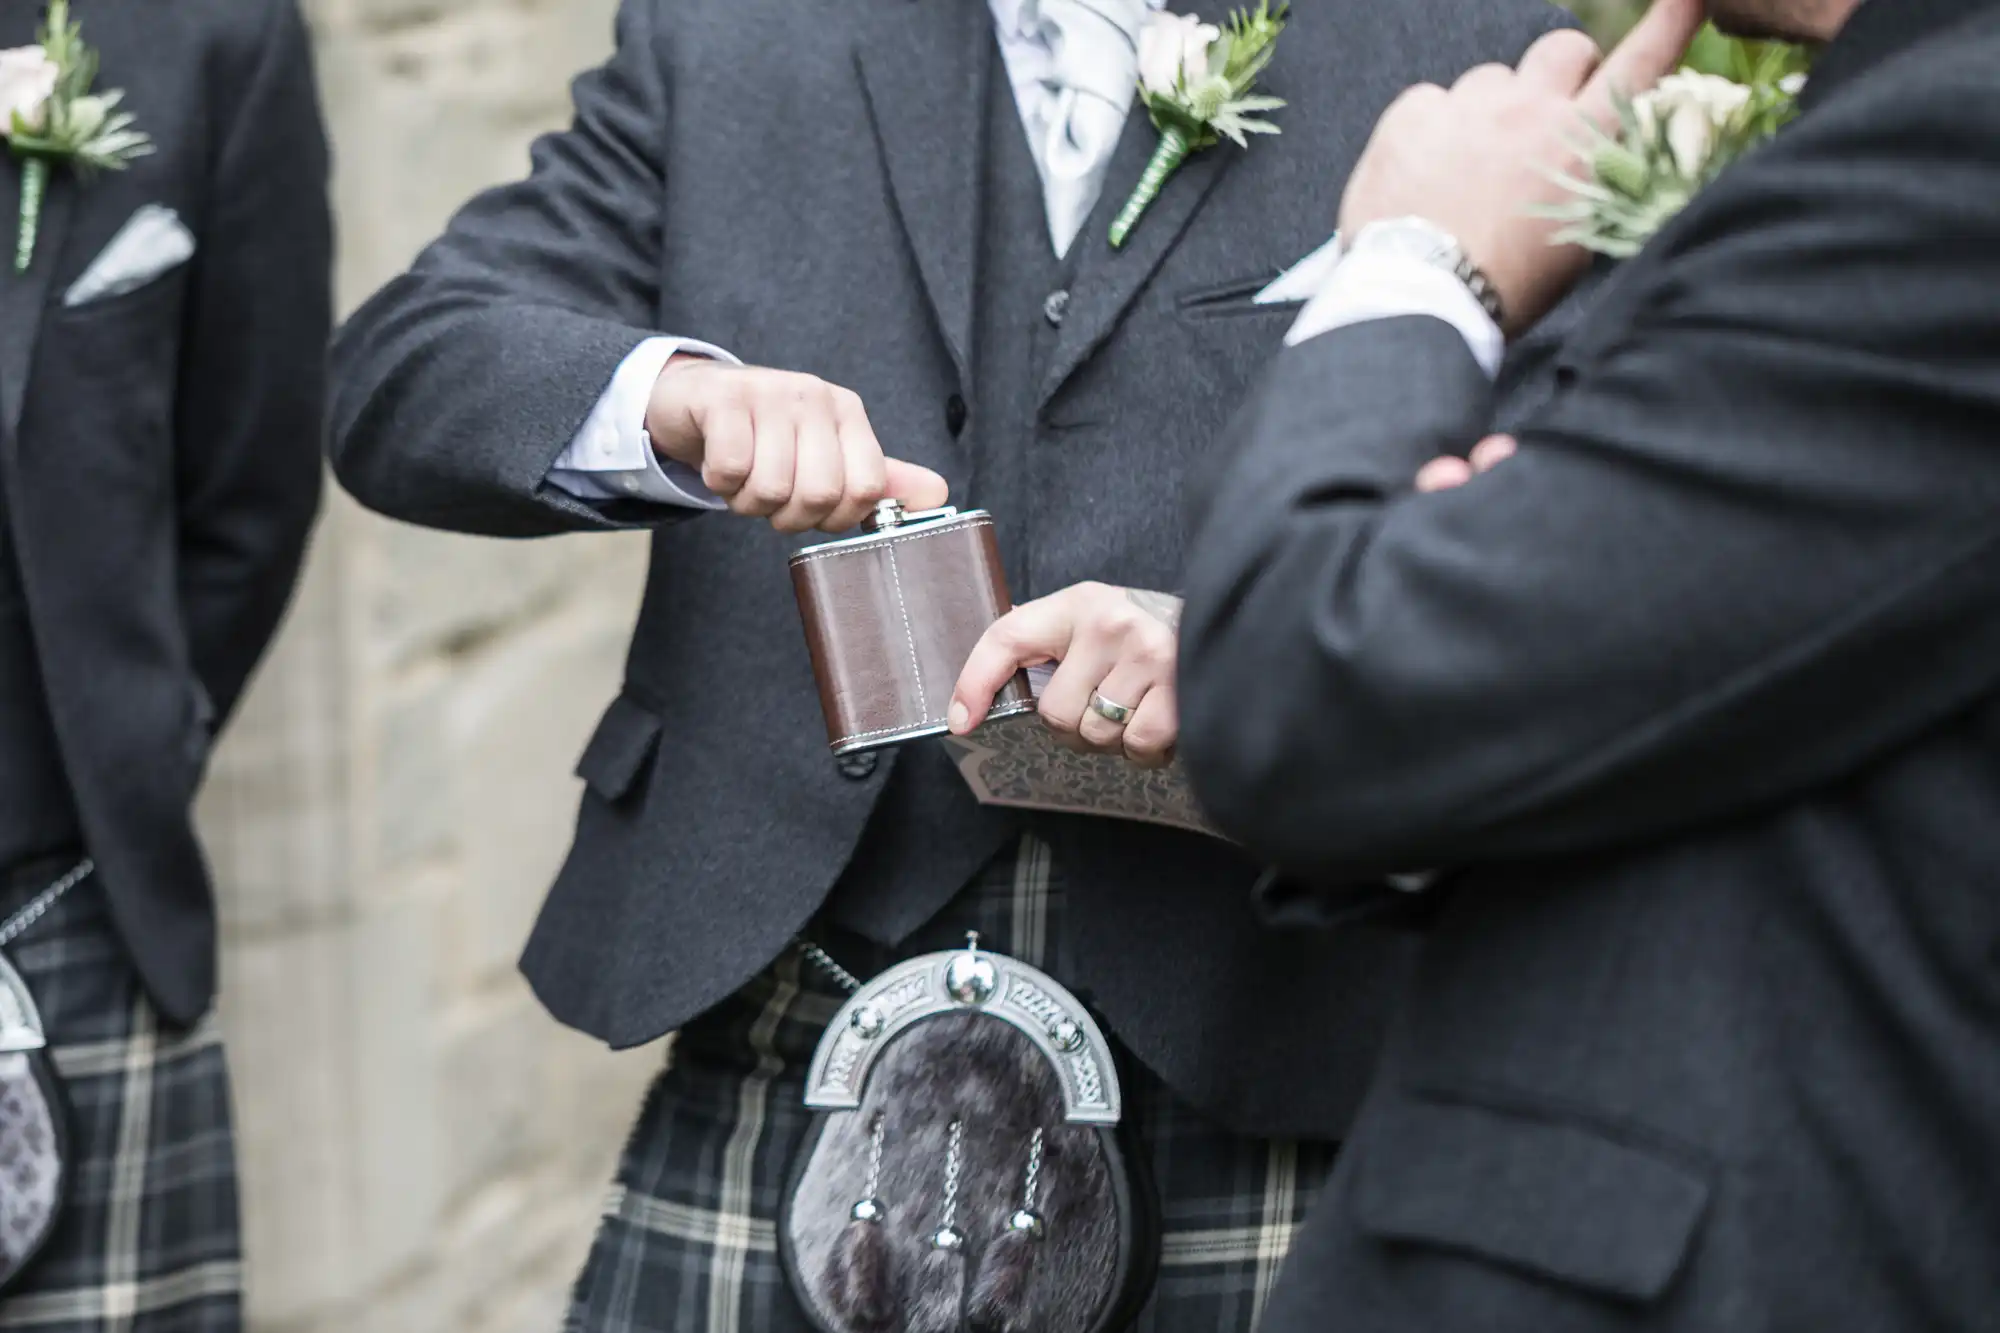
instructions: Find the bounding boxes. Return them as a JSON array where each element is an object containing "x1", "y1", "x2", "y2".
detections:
[{"x1": 1021, "y1": 0, "x2": 1148, "y2": 257}]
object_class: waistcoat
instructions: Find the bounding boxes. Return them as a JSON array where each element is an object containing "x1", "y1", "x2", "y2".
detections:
[{"x1": 826, "y1": 54, "x2": 1081, "y2": 942}]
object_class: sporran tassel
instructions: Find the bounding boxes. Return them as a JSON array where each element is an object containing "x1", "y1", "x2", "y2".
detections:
[
  {"x1": 824, "y1": 1214, "x2": 896, "y2": 1330},
  {"x1": 968, "y1": 1127, "x2": 1047, "y2": 1332},
  {"x1": 823, "y1": 1113, "x2": 896, "y2": 1330},
  {"x1": 907, "y1": 1117, "x2": 968, "y2": 1333},
  {"x1": 966, "y1": 1227, "x2": 1039, "y2": 1332}
]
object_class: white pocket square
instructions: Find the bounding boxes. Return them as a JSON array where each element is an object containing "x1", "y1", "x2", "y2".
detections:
[
  {"x1": 63, "y1": 206, "x2": 196, "y2": 308},
  {"x1": 1253, "y1": 232, "x2": 1344, "y2": 306}
]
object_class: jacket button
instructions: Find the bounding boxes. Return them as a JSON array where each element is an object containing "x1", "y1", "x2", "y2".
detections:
[
  {"x1": 1042, "y1": 289, "x2": 1070, "y2": 326},
  {"x1": 837, "y1": 751, "x2": 879, "y2": 780},
  {"x1": 945, "y1": 394, "x2": 967, "y2": 437}
]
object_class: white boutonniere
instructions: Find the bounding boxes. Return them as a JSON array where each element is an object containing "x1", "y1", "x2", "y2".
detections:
[
  {"x1": 1110, "y1": 2, "x2": 1287, "y2": 249},
  {"x1": 1540, "y1": 56, "x2": 1803, "y2": 258},
  {"x1": 2, "y1": 0, "x2": 152, "y2": 273}
]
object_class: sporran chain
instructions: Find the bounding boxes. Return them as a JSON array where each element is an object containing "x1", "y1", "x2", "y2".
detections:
[
  {"x1": 795, "y1": 936, "x2": 865, "y2": 995},
  {"x1": 864, "y1": 1113, "x2": 886, "y2": 1201},
  {"x1": 941, "y1": 1117, "x2": 964, "y2": 1230},
  {"x1": 0, "y1": 859, "x2": 93, "y2": 950}
]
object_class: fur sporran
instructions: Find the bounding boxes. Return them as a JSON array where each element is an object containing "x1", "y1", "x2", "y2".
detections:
[
  {"x1": 0, "y1": 860, "x2": 91, "y2": 1293},
  {"x1": 781, "y1": 937, "x2": 1159, "y2": 1333},
  {"x1": 0, "y1": 952, "x2": 70, "y2": 1292}
]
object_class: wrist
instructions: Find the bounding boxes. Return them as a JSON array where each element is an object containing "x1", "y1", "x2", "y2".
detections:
[
  {"x1": 645, "y1": 354, "x2": 722, "y2": 461},
  {"x1": 1346, "y1": 217, "x2": 1507, "y2": 326},
  {"x1": 1288, "y1": 239, "x2": 1507, "y2": 376},
  {"x1": 1341, "y1": 217, "x2": 1506, "y2": 330}
]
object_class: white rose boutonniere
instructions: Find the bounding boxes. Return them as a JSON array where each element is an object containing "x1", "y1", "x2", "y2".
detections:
[
  {"x1": 3, "y1": 0, "x2": 152, "y2": 273},
  {"x1": 0, "y1": 47, "x2": 60, "y2": 135},
  {"x1": 1635, "y1": 72, "x2": 1754, "y2": 177},
  {"x1": 1110, "y1": 2, "x2": 1287, "y2": 249},
  {"x1": 1540, "y1": 51, "x2": 1802, "y2": 258},
  {"x1": 1136, "y1": 13, "x2": 1221, "y2": 100}
]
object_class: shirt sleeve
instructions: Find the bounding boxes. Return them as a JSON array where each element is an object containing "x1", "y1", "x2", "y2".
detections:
[
  {"x1": 547, "y1": 336, "x2": 738, "y2": 507},
  {"x1": 1285, "y1": 248, "x2": 1506, "y2": 379}
]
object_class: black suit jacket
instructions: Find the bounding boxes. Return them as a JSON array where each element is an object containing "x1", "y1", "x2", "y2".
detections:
[
  {"x1": 0, "y1": 0, "x2": 330, "y2": 1021},
  {"x1": 1180, "y1": 0, "x2": 2000, "y2": 1324},
  {"x1": 326, "y1": 0, "x2": 1576, "y2": 1136}
]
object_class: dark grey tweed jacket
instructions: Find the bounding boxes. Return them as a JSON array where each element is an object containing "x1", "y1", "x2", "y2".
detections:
[
  {"x1": 1183, "y1": 0, "x2": 2000, "y2": 1323},
  {"x1": 0, "y1": 0, "x2": 329, "y2": 1023},
  {"x1": 328, "y1": 0, "x2": 1570, "y2": 1137}
]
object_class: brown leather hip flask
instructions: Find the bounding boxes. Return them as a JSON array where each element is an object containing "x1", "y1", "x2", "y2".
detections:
[{"x1": 790, "y1": 502, "x2": 1036, "y2": 755}]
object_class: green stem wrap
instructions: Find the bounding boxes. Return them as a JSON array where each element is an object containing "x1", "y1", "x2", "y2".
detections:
[
  {"x1": 14, "y1": 157, "x2": 49, "y2": 274},
  {"x1": 1109, "y1": 126, "x2": 1191, "y2": 249}
]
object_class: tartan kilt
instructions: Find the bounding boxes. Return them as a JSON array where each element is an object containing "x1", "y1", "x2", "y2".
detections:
[
  {"x1": 566, "y1": 834, "x2": 1339, "y2": 1333},
  {"x1": 0, "y1": 859, "x2": 241, "y2": 1333}
]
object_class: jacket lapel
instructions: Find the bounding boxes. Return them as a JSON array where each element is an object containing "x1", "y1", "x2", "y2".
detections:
[
  {"x1": 0, "y1": 163, "x2": 74, "y2": 463},
  {"x1": 1038, "y1": 109, "x2": 1237, "y2": 405},
  {"x1": 854, "y1": 0, "x2": 995, "y2": 388}
]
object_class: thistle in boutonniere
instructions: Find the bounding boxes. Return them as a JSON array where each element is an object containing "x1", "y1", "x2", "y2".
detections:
[
  {"x1": 2, "y1": 0, "x2": 152, "y2": 273},
  {"x1": 1110, "y1": 2, "x2": 1287, "y2": 249},
  {"x1": 1539, "y1": 44, "x2": 1803, "y2": 258}
]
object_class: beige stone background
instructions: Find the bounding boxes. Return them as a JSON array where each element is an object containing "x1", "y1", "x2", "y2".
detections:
[
  {"x1": 191, "y1": 2, "x2": 1646, "y2": 1330},
  {"x1": 195, "y1": 0, "x2": 656, "y2": 1328}
]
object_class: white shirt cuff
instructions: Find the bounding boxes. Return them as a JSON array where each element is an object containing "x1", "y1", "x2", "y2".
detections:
[
  {"x1": 548, "y1": 336, "x2": 739, "y2": 507},
  {"x1": 1284, "y1": 248, "x2": 1505, "y2": 379}
]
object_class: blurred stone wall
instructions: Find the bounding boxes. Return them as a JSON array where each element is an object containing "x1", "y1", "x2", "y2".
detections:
[{"x1": 193, "y1": 0, "x2": 661, "y2": 1329}]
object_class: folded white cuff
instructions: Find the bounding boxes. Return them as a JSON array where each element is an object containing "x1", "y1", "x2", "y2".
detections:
[
  {"x1": 1284, "y1": 249, "x2": 1505, "y2": 379},
  {"x1": 548, "y1": 336, "x2": 739, "y2": 507}
]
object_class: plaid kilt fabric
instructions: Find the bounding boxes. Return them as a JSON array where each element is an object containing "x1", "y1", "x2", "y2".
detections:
[
  {"x1": 0, "y1": 861, "x2": 241, "y2": 1332},
  {"x1": 566, "y1": 833, "x2": 1339, "y2": 1333}
]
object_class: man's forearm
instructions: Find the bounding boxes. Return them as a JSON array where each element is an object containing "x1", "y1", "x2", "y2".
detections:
[
  {"x1": 1180, "y1": 317, "x2": 1496, "y2": 875},
  {"x1": 328, "y1": 298, "x2": 687, "y2": 537}
]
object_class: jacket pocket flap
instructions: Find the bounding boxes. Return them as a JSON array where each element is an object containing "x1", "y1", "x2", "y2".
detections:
[
  {"x1": 1176, "y1": 271, "x2": 1297, "y2": 319},
  {"x1": 575, "y1": 693, "x2": 664, "y2": 802},
  {"x1": 1352, "y1": 1096, "x2": 1709, "y2": 1303}
]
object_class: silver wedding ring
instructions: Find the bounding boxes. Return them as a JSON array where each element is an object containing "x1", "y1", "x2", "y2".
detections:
[{"x1": 1089, "y1": 692, "x2": 1135, "y2": 726}]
